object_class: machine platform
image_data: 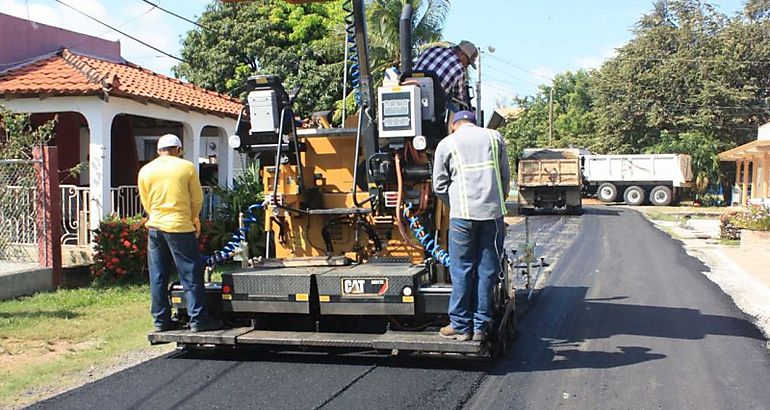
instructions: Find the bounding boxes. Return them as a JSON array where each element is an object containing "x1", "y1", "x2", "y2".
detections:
[{"x1": 148, "y1": 327, "x2": 484, "y2": 355}]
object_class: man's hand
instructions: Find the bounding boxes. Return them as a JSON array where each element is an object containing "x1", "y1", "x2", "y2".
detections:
[{"x1": 193, "y1": 218, "x2": 201, "y2": 238}]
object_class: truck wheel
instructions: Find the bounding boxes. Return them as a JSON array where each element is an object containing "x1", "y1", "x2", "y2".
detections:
[
  {"x1": 650, "y1": 186, "x2": 673, "y2": 206},
  {"x1": 597, "y1": 183, "x2": 618, "y2": 203},
  {"x1": 623, "y1": 186, "x2": 645, "y2": 206}
]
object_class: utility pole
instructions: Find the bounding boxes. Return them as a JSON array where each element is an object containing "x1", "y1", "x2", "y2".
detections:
[
  {"x1": 548, "y1": 87, "x2": 554, "y2": 146},
  {"x1": 475, "y1": 53, "x2": 482, "y2": 126},
  {"x1": 475, "y1": 46, "x2": 495, "y2": 126}
]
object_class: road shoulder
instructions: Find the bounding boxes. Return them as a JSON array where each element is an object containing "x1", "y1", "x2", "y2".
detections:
[{"x1": 639, "y1": 209, "x2": 770, "y2": 341}]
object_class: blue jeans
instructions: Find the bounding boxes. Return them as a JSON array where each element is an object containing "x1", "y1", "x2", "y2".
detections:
[
  {"x1": 148, "y1": 229, "x2": 208, "y2": 329},
  {"x1": 447, "y1": 217, "x2": 505, "y2": 334}
]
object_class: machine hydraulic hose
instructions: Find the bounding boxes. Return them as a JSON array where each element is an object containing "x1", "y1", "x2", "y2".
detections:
[
  {"x1": 343, "y1": 0, "x2": 361, "y2": 105},
  {"x1": 402, "y1": 203, "x2": 451, "y2": 267},
  {"x1": 205, "y1": 202, "x2": 264, "y2": 266}
]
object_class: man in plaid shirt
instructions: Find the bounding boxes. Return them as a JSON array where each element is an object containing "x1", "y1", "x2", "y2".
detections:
[{"x1": 414, "y1": 40, "x2": 478, "y2": 110}]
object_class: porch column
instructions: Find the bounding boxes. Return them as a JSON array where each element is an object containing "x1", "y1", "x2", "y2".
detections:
[
  {"x1": 741, "y1": 159, "x2": 748, "y2": 204},
  {"x1": 751, "y1": 157, "x2": 758, "y2": 200},
  {"x1": 183, "y1": 121, "x2": 204, "y2": 172},
  {"x1": 83, "y1": 108, "x2": 116, "y2": 230},
  {"x1": 762, "y1": 153, "x2": 770, "y2": 198},
  {"x1": 217, "y1": 127, "x2": 235, "y2": 188}
]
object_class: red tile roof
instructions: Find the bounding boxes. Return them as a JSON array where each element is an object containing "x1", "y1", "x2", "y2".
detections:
[{"x1": 0, "y1": 48, "x2": 242, "y2": 118}]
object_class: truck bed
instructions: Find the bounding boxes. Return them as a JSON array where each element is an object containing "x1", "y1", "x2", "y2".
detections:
[{"x1": 518, "y1": 158, "x2": 581, "y2": 187}]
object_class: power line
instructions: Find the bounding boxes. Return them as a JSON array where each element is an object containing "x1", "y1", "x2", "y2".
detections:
[
  {"x1": 139, "y1": 0, "x2": 212, "y2": 33},
  {"x1": 53, "y1": 0, "x2": 185, "y2": 63},
  {"x1": 487, "y1": 54, "x2": 554, "y2": 81},
  {"x1": 96, "y1": 4, "x2": 157, "y2": 38},
  {"x1": 612, "y1": 55, "x2": 770, "y2": 65},
  {"x1": 484, "y1": 81, "x2": 519, "y2": 96},
  {"x1": 483, "y1": 62, "x2": 543, "y2": 88}
]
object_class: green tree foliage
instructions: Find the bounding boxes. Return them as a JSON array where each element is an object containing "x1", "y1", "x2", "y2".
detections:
[
  {"x1": 367, "y1": 0, "x2": 450, "y2": 76},
  {"x1": 500, "y1": 0, "x2": 770, "y2": 183},
  {"x1": 0, "y1": 106, "x2": 54, "y2": 159},
  {"x1": 174, "y1": 0, "x2": 347, "y2": 116},
  {"x1": 498, "y1": 70, "x2": 596, "y2": 164}
]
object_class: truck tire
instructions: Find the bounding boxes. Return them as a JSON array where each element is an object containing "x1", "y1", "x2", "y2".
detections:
[
  {"x1": 650, "y1": 185, "x2": 673, "y2": 206},
  {"x1": 597, "y1": 183, "x2": 618, "y2": 203},
  {"x1": 623, "y1": 185, "x2": 645, "y2": 206}
]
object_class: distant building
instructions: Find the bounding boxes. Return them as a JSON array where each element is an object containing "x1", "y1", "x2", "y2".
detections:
[
  {"x1": 0, "y1": 12, "x2": 241, "y2": 238},
  {"x1": 719, "y1": 123, "x2": 770, "y2": 205},
  {"x1": 486, "y1": 107, "x2": 522, "y2": 130}
]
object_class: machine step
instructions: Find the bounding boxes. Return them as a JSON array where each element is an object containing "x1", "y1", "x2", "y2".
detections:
[{"x1": 148, "y1": 328, "x2": 483, "y2": 354}]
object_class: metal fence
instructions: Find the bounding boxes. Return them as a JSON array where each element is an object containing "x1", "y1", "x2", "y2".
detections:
[
  {"x1": 60, "y1": 184, "x2": 91, "y2": 246},
  {"x1": 0, "y1": 159, "x2": 43, "y2": 263},
  {"x1": 59, "y1": 184, "x2": 219, "y2": 246}
]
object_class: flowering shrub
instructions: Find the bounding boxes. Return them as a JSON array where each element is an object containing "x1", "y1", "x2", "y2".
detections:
[
  {"x1": 734, "y1": 204, "x2": 770, "y2": 232},
  {"x1": 198, "y1": 219, "x2": 222, "y2": 254},
  {"x1": 91, "y1": 215, "x2": 148, "y2": 282},
  {"x1": 719, "y1": 211, "x2": 742, "y2": 240}
]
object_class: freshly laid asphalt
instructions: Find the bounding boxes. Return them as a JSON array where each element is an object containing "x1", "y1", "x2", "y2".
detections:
[{"x1": 29, "y1": 207, "x2": 770, "y2": 409}]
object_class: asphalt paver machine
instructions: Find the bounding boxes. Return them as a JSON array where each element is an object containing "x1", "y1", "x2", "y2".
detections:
[{"x1": 148, "y1": 0, "x2": 517, "y2": 358}]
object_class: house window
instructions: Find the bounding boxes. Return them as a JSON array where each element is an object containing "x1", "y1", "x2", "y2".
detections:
[{"x1": 143, "y1": 140, "x2": 158, "y2": 161}]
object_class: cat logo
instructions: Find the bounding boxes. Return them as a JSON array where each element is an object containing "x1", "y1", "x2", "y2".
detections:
[
  {"x1": 341, "y1": 278, "x2": 388, "y2": 296},
  {"x1": 343, "y1": 279, "x2": 366, "y2": 294}
]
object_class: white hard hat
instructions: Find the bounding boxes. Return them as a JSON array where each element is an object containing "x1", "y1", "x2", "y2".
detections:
[{"x1": 157, "y1": 134, "x2": 182, "y2": 150}]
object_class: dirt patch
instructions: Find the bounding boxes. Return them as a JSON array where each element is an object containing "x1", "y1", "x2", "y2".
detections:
[{"x1": 0, "y1": 338, "x2": 96, "y2": 369}]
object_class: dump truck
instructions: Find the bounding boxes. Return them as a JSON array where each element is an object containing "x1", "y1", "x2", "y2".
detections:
[
  {"x1": 517, "y1": 148, "x2": 582, "y2": 215},
  {"x1": 147, "y1": 0, "x2": 518, "y2": 359},
  {"x1": 582, "y1": 154, "x2": 693, "y2": 206}
]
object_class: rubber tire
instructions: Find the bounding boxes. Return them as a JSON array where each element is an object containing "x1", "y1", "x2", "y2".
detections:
[
  {"x1": 623, "y1": 185, "x2": 645, "y2": 206},
  {"x1": 650, "y1": 185, "x2": 673, "y2": 206},
  {"x1": 597, "y1": 182, "x2": 618, "y2": 203}
]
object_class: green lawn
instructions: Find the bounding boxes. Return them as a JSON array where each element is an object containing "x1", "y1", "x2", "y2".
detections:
[
  {"x1": 0, "y1": 261, "x2": 244, "y2": 408},
  {"x1": 0, "y1": 284, "x2": 166, "y2": 408}
]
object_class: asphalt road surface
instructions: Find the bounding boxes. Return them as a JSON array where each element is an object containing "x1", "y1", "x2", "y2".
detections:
[{"x1": 30, "y1": 207, "x2": 770, "y2": 410}]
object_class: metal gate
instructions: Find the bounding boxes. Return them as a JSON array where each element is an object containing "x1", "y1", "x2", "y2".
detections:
[{"x1": 0, "y1": 158, "x2": 45, "y2": 266}]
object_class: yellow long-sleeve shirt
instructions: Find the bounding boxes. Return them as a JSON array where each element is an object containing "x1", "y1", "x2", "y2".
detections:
[{"x1": 138, "y1": 155, "x2": 203, "y2": 233}]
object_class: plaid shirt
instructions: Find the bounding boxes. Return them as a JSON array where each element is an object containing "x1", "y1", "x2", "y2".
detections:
[{"x1": 414, "y1": 46, "x2": 469, "y2": 107}]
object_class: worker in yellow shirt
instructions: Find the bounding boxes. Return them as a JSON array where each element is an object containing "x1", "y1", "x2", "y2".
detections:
[{"x1": 138, "y1": 134, "x2": 221, "y2": 333}]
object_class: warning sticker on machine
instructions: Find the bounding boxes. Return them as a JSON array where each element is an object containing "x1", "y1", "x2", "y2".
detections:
[{"x1": 341, "y1": 278, "x2": 389, "y2": 296}]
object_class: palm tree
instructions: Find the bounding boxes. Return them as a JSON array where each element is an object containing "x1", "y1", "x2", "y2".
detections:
[
  {"x1": 334, "y1": 0, "x2": 450, "y2": 122},
  {"x1": 366, "y1": 0, "x2": 451, "y2": 77}
]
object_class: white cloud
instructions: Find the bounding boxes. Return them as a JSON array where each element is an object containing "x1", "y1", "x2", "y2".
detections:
[
  {"x1": 1, "y1": 0, "x2": 180, "y2": 75},
  {"x1": 480, "y1": 81, "x2": 517, "y2": 117},
  {"x1": 575, "y1": 44, "x2": 622, "y2": 70},
  {"x1": 529, "y1": 67, "x2": 556, "y2": 84}
]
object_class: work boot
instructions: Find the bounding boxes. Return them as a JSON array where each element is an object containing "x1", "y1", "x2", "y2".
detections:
[
  {"x1": 191, "y1": 318, "x2": 223, "y2": 333},
  {"x1": 472, "y1": 331, "x2": 487, "y2": 342},
  {"x1": 439, "y1": 325, "x2": 472, "y2": 341},
  {"x1": 154, "y1": 321, "x2": 182, "y2": 332}
]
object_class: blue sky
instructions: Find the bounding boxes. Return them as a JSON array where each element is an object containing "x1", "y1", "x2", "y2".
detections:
[{"x1": 1, "y1": 0, "x2": 748, "y2": 116}]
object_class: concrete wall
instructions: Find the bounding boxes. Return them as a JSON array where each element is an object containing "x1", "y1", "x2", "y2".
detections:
[
  {"x1": 0, "y1": 12, "x2": 121, "y2": 71},
  {"x1": 0, "y1": 268, "x2": 54, "y2": 301}
]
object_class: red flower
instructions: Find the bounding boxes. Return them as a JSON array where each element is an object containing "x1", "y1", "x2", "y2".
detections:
[
  {"x1": 111, "y1": 257, "x2": 120, "y2": 264},
  {"x1": 123, "y1": 240, "x2": 131, "y2": 247}
]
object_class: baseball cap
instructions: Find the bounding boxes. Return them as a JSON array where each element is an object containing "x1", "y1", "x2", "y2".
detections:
[
  {"x1": 452, "y1": 111, "x2": 476, "y2": 124},
  {"x1": 157, "y1": 134, "x2": 182, "y2": 150},
  {"x1": 457, "y1": 41, "x2": 478, "y2": 68},
  {"x1": 453, "y1": 110, "x2": 476, "y2": 124}
]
